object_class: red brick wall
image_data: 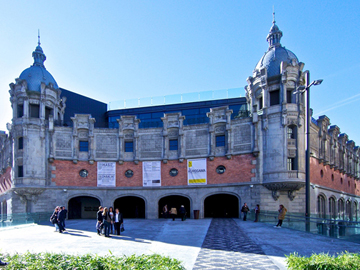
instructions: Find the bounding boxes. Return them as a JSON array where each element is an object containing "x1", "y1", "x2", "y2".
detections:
[
  {"x1": 52, "y1": 154, "x2": 255, "y2": 187},
  {"x1": 0, "y1": 167, "x2": 12, "y2": 194},
  {"x1": 310, "y1": 157, "x2": 360, "y2": 196}
]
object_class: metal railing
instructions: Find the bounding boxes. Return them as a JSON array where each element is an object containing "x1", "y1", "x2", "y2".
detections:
[{"x1": 247, "y1": 211, "x2": 360, "y2": 243}]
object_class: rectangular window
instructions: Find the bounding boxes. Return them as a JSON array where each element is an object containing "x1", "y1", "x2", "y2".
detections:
[
  {"x1": 259, "y1": 97, "x2": 263, "y2": 110},
  {"x1": 79, "y1": 141, "x2": 89, "y2": 152},
  {"x1": 17, "y1": 104, "x2": 24, "y2": 118},
  {"x1": 169, "y1": 139, "x2": 178, "y2": 151},
  {"x1": 287, "y1": 90, "x2": 294, "y2": 103},
  {"x1": 216, "y1": 135, "x2": 225, "y2": 147},
  {"x1": 18, "y1": 137, "x2": 23, "y2": 150},
  {"x1": 287, "y1": 158, "x2": 295, "y2": 170},
  {"x1": 270, "y1": 90, "x2": 280, "y2": 106},
  {"x1": 29, "y1": 104, "x2": 40, "y2": 118},
  {"x1": 125, "y1": 141, "x2": 133, "y2": 152},
  {"x1": 18, "y1": 166, "x2": 23, "y2": 177},
  {"x1": 45, "y1": 107, "x2": 53, "y2": 120}
]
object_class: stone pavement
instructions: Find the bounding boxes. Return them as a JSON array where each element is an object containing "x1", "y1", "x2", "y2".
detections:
[{"x1": 1, "y1": 218, "x2": 360, "y2": 269}]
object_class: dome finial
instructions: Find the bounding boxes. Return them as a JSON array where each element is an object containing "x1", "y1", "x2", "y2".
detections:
[
  {"x1": 272, "y1": 6, "x2": 275, "y2": 24},
  {"x1": 38, "y1": 29, "x2": 41, "y2": 46}
]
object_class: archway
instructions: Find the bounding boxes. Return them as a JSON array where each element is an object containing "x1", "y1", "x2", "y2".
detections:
[
  {"x1": 204, "y1": 194, "x2": 239, "y2": 218},
  {"x1": 68, "y1": 196, "x2": 100, "y2": 219},
  {"x1": 114, "y1": 196, "x2": 145, "y2": 218},
  {"x1": 158, "y1": 195, "x2": 190, "y2": 219}
]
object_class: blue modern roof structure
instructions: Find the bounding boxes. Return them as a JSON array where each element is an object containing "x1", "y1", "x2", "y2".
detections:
[
  {"x1": 19, "y1": 36, "x2": 58, "y2": 92},
  {"x1": 254, "y1": 14, "x2": 299, "y2": 77}
]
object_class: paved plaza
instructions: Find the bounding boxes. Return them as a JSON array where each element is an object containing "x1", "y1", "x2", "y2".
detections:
[{"x1": 1, "y1": 218, "x2": 360, "y2": 269}]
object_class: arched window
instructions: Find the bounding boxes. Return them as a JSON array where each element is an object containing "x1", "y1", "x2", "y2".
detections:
[
  {"x1": 353, "y1": 201, "x2": 358, "y2": 222},
  {"x1": 346, "y1": 200, "x2": 352, "y2": 221},
  {"x1": 329, "y1": 197, "x2": 336, "y2": 219},
  {"x1": 317, "y1": 195, "x2": 326, "y2": 218},
  {"x1": 338, "y1": 199, "x2": 345, "y2": 220},
  {"x1": 287, "y1": 126, "x2": 297, "y2": 139}
]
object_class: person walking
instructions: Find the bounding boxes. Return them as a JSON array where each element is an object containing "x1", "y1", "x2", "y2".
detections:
[
  {"x1": 179, "y1": 205, "x2": 186, "y2": 221},
  {"x1": 114, "y1": 208, "x2": 124, "y2": 235},
  {"x1": 59, "y1": 206, "x2": 67, "y2": 230},
  {"x1": 254, "y1": 204, "x2": 260, "y2": 222},
  {"x1": 108, "y1": 207, "x2": 115, "y2": 234},
  {"x1": 96, "y1": 206, "x2": 104, "y2": 235},
  {"x1": 102, "y1": 207, "x2": 111, "y2": 237},
  {"x1": 57, "y1": 206, "x2": 66, "y2": 233},
  {"x1": 50, "y1": 206, "x2": 60, "y2": 232},
  {"x1": 241, "y1": 203, "x2": 250, "y2": 221},
  {"x1": 162, "y1": 204, "x2": 168, "y2": 218},
  {"x1": 170, "y1": 206, "x2": 177, "y2": 221},
  {"x1": 274, "y1": 204, "x2": 287, "y2": 228}
]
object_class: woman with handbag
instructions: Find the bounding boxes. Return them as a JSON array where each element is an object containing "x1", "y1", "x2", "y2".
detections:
[
  {"x1": 102, "y1": 207, "x2": 111, "y2": 237},
  {"x1": 114, "y1": 208, "x2": 124, "y2": 235},
  {"x1": 50, "y1": 207, "x2": 60, "y2": 232}
]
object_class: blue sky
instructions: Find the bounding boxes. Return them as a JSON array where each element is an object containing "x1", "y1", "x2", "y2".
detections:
[{"x1": 1, "y1": 1, "x2": 360, "y2": 143}]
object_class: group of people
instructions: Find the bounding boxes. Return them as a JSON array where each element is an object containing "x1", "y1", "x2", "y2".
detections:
[
  {"x1": 50, "y1": 206, "x2": 68, "y2": 233},
  {"x1": 162, "y1": 204, "x2": 187, "y2": 221},
  {"x1": 96, "y1": 206, "x2": 124, "y2": 237},
  {"x1": 241, "y1": 203, "x2": 288, "y2": 228}
]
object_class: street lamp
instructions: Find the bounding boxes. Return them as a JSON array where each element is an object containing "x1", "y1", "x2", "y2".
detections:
[{"x1": 296, "y1": 72, "x2": 323, "y2": 232}]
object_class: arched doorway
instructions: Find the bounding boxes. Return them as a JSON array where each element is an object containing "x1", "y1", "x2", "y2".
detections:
[
  {"x1": 158, "y1": 195, "x2": 190, "y2": 219},
  {"x1": 114, "y1": 196, "x2": 145, "y2": 218},
  {"x1": 68, "y1": 196, "x2": 100, "y2": 219},
  {"x1": 204, "y1": 194, "x2": 239, "y2": 218}
]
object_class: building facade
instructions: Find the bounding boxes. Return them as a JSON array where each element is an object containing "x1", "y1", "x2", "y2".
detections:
[{"x1": 1, "y1": 20, "x2": 359, "y2": 220}]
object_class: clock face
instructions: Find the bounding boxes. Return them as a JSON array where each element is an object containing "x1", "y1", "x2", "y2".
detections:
[{"x1": 79, "y1": 169, "x2": 89, "y2": 178}]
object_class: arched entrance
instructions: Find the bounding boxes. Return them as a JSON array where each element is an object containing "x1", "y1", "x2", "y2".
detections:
[
  {"x1": 204, "y1": 194, "x2": 239, "y2": 218},
  {"x1": 158, "y1": 195, "x2": 190, "y2": 219},
  {"x1": 68, "y1": 196, "x2": 100, "y2": 219},
  {"x1": 114, "y1": 196, "x2": 145, "y2": 218}
]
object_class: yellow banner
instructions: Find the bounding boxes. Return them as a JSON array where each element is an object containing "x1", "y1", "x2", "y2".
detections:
[{"x1": 189, "y1": 178, "x2": 206, "y2": 184}]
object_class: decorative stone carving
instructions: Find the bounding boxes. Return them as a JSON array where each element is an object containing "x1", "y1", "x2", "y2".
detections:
[{"x1": 263, "y1": 182, "x2": 304, "y2": 201}]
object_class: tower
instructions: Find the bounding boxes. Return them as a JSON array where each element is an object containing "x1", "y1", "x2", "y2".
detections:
[
  {"x1": 8, "y1": 38, "x2": 65, "y2": 213},
  {"x1": 245, "y1": 16, "x2": 307, "y2": 209}
]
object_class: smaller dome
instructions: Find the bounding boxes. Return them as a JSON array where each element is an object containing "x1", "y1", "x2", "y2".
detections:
[{"x1": 18, "y1": 42, "x2": 58, "y2": 92}]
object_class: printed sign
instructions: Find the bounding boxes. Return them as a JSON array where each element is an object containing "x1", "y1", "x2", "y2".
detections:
[
  {"x1": 187, "y1": 158, "x2": 207, "y2": 185},
  {"x1": 142, "y1": 161, "x2": 161, "y2": 187},
  {"x1": 97, "y1": 162, "x2": 116, "y2": 187}
]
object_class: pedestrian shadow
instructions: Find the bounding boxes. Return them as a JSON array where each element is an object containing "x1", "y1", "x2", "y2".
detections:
[
  {"x1": 108, "y1": 235, "x2": 151, "y2": 244},
  {"x1": 63, "y1": 231, "x2": 90, "y2": 238}
]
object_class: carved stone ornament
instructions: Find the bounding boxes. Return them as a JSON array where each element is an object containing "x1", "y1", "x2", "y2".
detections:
[
  {"x1": 263, "y1": 182, "x2": 305, "y2": 201},
  {"x1": 14, "y1": 188, "x2": 44, "y2": 204}
]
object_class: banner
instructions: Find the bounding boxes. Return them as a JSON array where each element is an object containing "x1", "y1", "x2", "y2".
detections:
[
  {"x1": 97, "y1": 162, "x2": 116, "y2": 187},
  {"x1": 187, "y1": 158, "x2": 207, "y2": 185},
  {"x1": 142, "y1": 161, "x2": 161, "y2": 187}
]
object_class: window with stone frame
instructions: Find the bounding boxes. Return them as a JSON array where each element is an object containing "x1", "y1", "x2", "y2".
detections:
[
  {"x1": 287, "y1": 89, "x2": 295, "y2": 104},
  {"x1": 45, "y1": 107, "x2": 53, "y2": 120},
  {"x1": 329, "y1": 197, "x2": 336, "y2": 219},
  {"x1": 125, "y1": 141, "x2": 133, "y2": 152},
  {"x1": 216, "y1": 135, "x2": 225, "y2": 147},
  {"x1": 79, "y1": 141, "x2": 89, "y2": 152},
  {"x1": 287, "y1": 126, "x2": 297, "y2": 139},
  {"x1": 169, "y1": 139, "x2": 178, "y2": 151},
  {"x1": 287, "y1": 158, "x2": 296, "y2": 170},
  {"x1": 18, "y1": 137, "x2": 23, "y2": 150},
  {"x1": 269, "y1": 89, "x2": 280, "y2": 106},
  {"x1": 258, "y1": 96, "x2": 263, "y2": 110},
  {"x1": 317, "y1": 195, "x2": 326, "y2": 218},
  {"x1": 338, "y1": 199, "x2": 345, "y2": 220},
  {"x1": 18, "y1": 166, "x2": 23, "y2": 177},
  {"x1": 17, "y1": 104, "x2": 24, "y2": 118},
  {"x1": 29, "y1": 104, "x2": 40, "y2": 118}
]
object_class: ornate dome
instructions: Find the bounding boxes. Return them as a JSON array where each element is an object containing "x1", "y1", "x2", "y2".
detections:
[
  {"x1": 254, "y1": 18, "x2": 299, "y2": 78},
  {"x1": 19, "y1": 41, "x2": 58, "y2": 92}
]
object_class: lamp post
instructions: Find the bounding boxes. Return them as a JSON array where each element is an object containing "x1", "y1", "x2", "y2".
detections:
[{"x1": 296, "y1": 71, "x2": 323, "y2": 232}]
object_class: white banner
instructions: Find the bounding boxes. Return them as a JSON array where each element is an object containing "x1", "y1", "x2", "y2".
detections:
[
  {"x1": 142, "y1": 161, "x2": 161, "y2": 187},
  {"x1": 97, "y1": 162, "x2": 116, "y2": 187},
  {"x1": 187, "y1": 158, "x2": 207, "y2": 185}
]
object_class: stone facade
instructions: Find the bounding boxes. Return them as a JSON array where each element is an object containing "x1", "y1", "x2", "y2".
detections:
[{"x1": 1, "y1": 20, "x2": 359, "y2": 220}]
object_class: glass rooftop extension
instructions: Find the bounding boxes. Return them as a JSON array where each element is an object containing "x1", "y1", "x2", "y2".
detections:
[{"x1": 108, "y1": 88, "x2": 243, "y2": 110}]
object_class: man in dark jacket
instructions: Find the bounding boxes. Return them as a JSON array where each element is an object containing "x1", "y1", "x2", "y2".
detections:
[
  {"x1": 59, "y1": 206, "x2": 67, "y2": 229},
  {"x1": 241, "y1": 203, "x2": 250, "y2": 221},
  {"x1": 96, "y1": 206, "x2": 104, "y2": 235},
  {"x1": 57, "y1": 207, "x2": 66, "y2": 233}
]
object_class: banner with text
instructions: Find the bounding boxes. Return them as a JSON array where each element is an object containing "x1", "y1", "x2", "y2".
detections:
[
  {"x1": 142, "y1": 161, "x2": 161, "y2": 187},
  {"x1": 187, "y1": 158, "x2": 207, "y2": 185},
  {"x1": 97, "y1": 162, "x2": 116, "y2": 187}
]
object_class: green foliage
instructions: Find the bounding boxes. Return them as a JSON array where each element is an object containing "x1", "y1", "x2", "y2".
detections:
[
  {"x1": 0, "y1": 252, "x2": 185, "y2": 270},
  {"x1": 286, "y1": 252, "x2": 360, "y2": 270}
]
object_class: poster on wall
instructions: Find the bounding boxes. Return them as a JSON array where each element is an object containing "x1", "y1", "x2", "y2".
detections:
[
  {"x1": 97, "y1": 162, "x2": 116, "y2": 187},
  {"x1": 142, "y1": 161, "x2": 161, "y2": 187},
  {"x1": 187, "y1": 158, "x2": 207, "y2": 185}
]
